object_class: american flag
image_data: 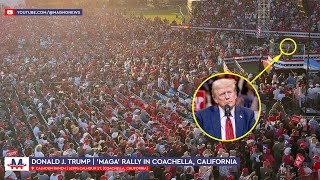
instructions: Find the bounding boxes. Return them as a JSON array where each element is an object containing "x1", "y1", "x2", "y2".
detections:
[
  {"x1": 261, "y1": 55, "x2": 274, "y2": 73},
  {"x1": 223, "y1": 61, "x2": 231, "y2": 72},
  {"x1": 256, "y1": 25, "x2": 261, "y2": 38}
]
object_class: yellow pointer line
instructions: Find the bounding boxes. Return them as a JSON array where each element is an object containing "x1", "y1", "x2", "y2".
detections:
[{"x1": 251, "y1": 54, "x2": 282, "y2": 83}]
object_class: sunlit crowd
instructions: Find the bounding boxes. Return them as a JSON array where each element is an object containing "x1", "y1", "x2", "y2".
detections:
[{"x1": 1, "y1": 2, "x2": 320, "y2": 180}]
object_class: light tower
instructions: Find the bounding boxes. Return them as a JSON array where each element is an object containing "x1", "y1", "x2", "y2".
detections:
[{"x1": 256, "y1": 0, "x2": 271, "y2": 39}]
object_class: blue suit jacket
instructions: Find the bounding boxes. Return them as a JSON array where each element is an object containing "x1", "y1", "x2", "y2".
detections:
[{"x1": 195, "y1": 105, "x2": 256, "y2": 139}]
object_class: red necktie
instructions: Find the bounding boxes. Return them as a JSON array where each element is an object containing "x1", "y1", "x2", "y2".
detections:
[{"x1": 225, "y1": 116, "x2": 234, "y2": 140}]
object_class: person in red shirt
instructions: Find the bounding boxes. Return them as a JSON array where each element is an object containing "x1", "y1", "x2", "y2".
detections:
[
  {"x1": 313, "y1": 155, "x2": 320, "y2": 179},
  {"x1": 297, "y1": 134, "x2": 307, "y2": 147},
  {"x1": 282, "y1": 147, "x2": 294, "y2": 166},
  {"x1": 263, "y1": 149, "x2": 275, "y2": 168},
  {"x1": 276, "y1": 123, "x2": 284, "y2": 139}
]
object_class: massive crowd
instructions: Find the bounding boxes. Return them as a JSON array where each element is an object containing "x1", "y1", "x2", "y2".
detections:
[
  {"x1": 0, "y1": 2, "x2": 320, "y2": 180},
  {"x1": 190, "y1": 0, "x2": 320, "y2": 33}
]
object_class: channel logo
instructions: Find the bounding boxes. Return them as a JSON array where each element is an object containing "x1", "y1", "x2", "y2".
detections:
[
  {"x1": 5, "y1": 157, "x2": 29, "y2": 171},
  {"x1": 4, "y1": 8, "x2": 16, "y2": 16}
]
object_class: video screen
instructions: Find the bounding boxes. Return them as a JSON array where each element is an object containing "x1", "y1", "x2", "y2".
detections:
[{"x1": 1, "y1": 0, "x2": 320, "y2": 179}]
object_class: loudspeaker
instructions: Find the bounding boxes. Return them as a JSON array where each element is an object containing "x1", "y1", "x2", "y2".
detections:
[{"x1": 297, "y1": 0, "x2": 311, "y2": 17}]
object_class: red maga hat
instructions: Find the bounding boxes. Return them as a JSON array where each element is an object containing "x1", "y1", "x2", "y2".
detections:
[
  {"x1": 84, "y1": 138, "x2": 90, "y2": 144},
  {"x1": 58, "y1": 174, "x2": 63, "y2": 180},
  {"x1": 313, "y1": 155, "x2": 320, "y2": 160},
  {"x1": 242, "y1": 168, "x2": 248, "y2": 174},
  {"x1": 100, "y1": 175, "x2": 108, "y2": 180},
  {"x1": 194, "y1": 173, "x2": 201, "y2": 179},
  {"x1": 266, "y1": 148, "x2": 270, "y2": 154}
]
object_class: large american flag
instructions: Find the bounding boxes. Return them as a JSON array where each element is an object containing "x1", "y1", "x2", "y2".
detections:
[{"x1": 256, "y1": 25, "x2": 261, "y2": 38}]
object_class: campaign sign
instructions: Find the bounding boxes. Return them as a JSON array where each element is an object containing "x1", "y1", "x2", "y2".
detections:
[
  {"x1": 293, "y1": 153, "x2": 305, "y2": 167},
  {"x1": 195, "y1": 90, "x2": 206, "y2": 111},
  {"x1": 6, "y1": 150, "x2": 19, "y2": 157}
]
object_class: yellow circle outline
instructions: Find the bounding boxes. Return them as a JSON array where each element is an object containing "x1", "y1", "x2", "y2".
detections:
[
  {"x1": 191, "y1": 72, "x2": 262, "y2": 142},
  {"x1": 279, "y1": 38, "x2": 297, "y2": 56}
]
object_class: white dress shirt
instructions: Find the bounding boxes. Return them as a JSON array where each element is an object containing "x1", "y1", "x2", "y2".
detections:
[
  {"x1": 219, "y1": 106, "x2": 236, "y2": 140},
  {"x1": 273, "y1": 88, "x2": 280, "y2": 100},
  {"x1": 34, "y1": 151, "x2": 45, "y2": 157}
]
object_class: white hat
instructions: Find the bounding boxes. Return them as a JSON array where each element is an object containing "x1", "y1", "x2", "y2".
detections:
[
  {"x1": 5, "y1": 171, "x2": 14, "y2": 178},
  {"x1": 247, "y1": 139, "x2": 255, "y2": 144},
  {"x1": 183, "y1": 151, "x2": 191, "y2": 157},
  {"x1": 284, "y1": 147, "x2": 291, "y2": 155},
  {"x1": 47, "y1": 119, "x2": 55, "y2": 126},
  {"x1": 182, "y1": 121, "x2": 189, "y2": 127},
  {"x1": 83, "y1": 132, "x2": 89, "y2": 138},
  {"x1": 38, "y1": 103, "x2": 43, "y2": 108},
  {"x1": 110, "y1": 117, "x2": 118, "y2": 121},
  {"x1": 185, "y1": 98, "x2": 192, "y2": 104},
  {"x1": 133, "y1": 115, "x2": 139, "y2": 120},
  {"x1": 111, "y1": 132, "x2": 119, "y2": 139},
  {"x1": 60, "y1": 130, "x2": 65, "y2": 136},
  {"x1": 316, "y1": 84, "x2": 320, "y2": 87},
  {"x1": 98, "y1": 140, "x2": 105, "y2": 144},
  {"x1": 203, "y1": 153, "x2": 210, "y2": 157}
]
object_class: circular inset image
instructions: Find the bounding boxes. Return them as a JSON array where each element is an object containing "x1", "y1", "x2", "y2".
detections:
[
  {"x1": 192, "y1": 72, "x2": 261, "y2": 142},
  {"x1": 279, "y1": 38, "x2": 297, "y2": 56}
]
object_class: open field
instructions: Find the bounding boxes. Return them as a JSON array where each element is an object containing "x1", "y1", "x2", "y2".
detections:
[
  {"x1": 126, "y1": 5, "x2": 190, "y2": 24},
  {"x1": 228, "y1": 62, "x2": 260, "y2": 74},
  {"x1": 240, "y1": 62, "x2": 260, "y2": 74}
]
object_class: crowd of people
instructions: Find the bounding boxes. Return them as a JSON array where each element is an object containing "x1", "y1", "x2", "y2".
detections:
[
  {"x1": 0, "y1": 2, "x2": 320, "y2": 180},
  {"x1": 190, "y1": 0, "x2": 320, "y2": 33}
]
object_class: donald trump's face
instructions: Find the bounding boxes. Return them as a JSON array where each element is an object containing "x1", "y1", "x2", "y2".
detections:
[{"x1": 212, "y1": 79, "x2": 237, "y2": 110}]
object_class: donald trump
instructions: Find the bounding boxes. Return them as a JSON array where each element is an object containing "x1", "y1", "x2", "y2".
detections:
[{"x1": 195, "y1": 78, "x2": 256, "y2": 140}]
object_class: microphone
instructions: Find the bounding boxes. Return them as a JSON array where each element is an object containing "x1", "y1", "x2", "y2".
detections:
[{"x1": 225, "y1": 104, "x2": 231, "y2": 117}]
